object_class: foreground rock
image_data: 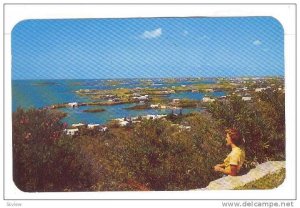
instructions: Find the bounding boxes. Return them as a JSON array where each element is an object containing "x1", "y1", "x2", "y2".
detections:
[{"x1": 204, "y1": 161, "x2": 285, "y2": 190}]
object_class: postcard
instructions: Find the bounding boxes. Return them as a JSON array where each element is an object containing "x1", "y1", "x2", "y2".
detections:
[{"x1": 2, "y1": 3, "x2": 297, "y2": 206}]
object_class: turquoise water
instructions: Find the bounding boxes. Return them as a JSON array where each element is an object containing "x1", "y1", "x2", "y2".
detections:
[{"x1": 12, "y1": 79, "x2": 225, "y2": 125}]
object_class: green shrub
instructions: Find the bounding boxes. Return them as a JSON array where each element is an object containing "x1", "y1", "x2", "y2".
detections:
[
  {"x1": 13, "y1": 108, "x2": 66, "y2": 191},
  {"x1": 208, "y1": 90, "x2": 285, "y2": 167},
  {"x1": 12, "y1": 108, "x2": 99, "y2": 191},
  {"x1": 119, "y1": 115, "x2": 225, "y2": 190}
]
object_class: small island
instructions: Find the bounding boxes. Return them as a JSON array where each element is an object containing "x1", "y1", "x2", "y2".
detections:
[
  {"x1": 83, "y1": 108, "x2": 106, "y2": 113},
  {"x1": 124, "y1": 104, "x2": 151, "y2": 110}
]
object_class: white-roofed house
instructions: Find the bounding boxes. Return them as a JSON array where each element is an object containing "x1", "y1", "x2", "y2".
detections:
[
  {"x1": 64, "y1": 128, "x2": 79, "y2": 136},
  {"x1": 87, "y1": 124, "x2": 100, "y2": 129},
  {"x1": 255, "y1": 88, "x2": 267, "y2": 92},
  {"x1": 72, "y1": 123, "x2": 86, "y2": 128},
  {"x1": 119, "y1": 120, "x2": 129, "y2": 127},
  {"x1": 99, "y1": 126, "x2": 108, "y2": 132},
  {"x1": 68, "y1": 102, "x2": 78, "y2": 108},
  {"x1": 150, "y1": 104, "x2": 160, "y2": 108},
  {"x1": 242, "y1": 97, "x2": 252, "y2": 101},
  {"x1": 202, "y1": 97, "x2": 215, "y2": 103},
  {"x1": 172, "y1": 99, "x2": 180, "y2": 104}
]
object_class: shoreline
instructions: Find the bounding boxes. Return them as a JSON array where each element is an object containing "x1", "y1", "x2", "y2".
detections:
[{"x1": 13, "y1": 77, "x2": 284, "y2": 126}]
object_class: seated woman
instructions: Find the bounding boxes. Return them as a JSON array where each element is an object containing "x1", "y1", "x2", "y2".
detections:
[{"x1": 214, "y1": 128, "x2": 245, "y2": 176}]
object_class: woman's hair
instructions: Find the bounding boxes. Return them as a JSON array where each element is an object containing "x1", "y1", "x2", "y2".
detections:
[{"x1": 225, "y1": 128, "x2": 242, "y2": 146}]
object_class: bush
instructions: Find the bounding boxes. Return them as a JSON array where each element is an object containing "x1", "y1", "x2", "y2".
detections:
[
  {"x1": 119, "y1": 115, "x2": 225, "y2": 190},
  {"x1": 13, "y1": 108, "x2": 66, "y2": 191},
  {"x1": 13, "y1": 89, "x2": 284, "y2": 192},
  {"x1": 208, "y1": 90, "x2": 285, "y2": 168},
  {"x1": 12, "y1": 108, "x2": 99, "y2": 191}
]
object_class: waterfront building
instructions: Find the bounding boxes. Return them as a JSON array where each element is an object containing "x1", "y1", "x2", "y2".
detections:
[
  {"x1": 72, "y1": 123, "x2": 85, "y2": 128},
  {"x1": 87, "y1": 124, "x2": 100, "y2": 129},
  {"x1": 68, "y1": 102, "x2": 78, "y2": 108}
]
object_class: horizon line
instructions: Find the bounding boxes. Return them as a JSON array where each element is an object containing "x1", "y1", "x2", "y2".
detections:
[{"x1": 12, "y1": 75, "x2": 285, "y2": 81}]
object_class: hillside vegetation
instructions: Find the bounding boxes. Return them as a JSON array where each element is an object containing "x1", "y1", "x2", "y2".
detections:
[{"x1": 13, "y1": 89, "x2": 285, "y2": 191}]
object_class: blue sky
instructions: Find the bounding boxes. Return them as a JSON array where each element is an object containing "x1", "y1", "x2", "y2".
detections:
[{"x1": 12, "y1": 17, "x2": 284, "y2": 80}]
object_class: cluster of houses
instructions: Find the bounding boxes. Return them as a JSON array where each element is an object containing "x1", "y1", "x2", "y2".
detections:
[
  {"x1": 149, "y1": 101, "x2": 177, "y2": 110},
  {"x1": 64, "y1": 123, "x2": 108, "y2": 136},
  {"x1": 132, "y1": 94, "x2": 149, "y2": 102},
  {"x1": 63, "y1": 114, "x2": 170, "y2": 136},
  {"x1": 114, "y1": 114, "x2": 168, "y2": 127},
  {"x1": 201, "y1": 85, "x2": 284, "y2": 104},
  {"x1": 112, "y1": 114, "x2": 192, "y2": 131}
]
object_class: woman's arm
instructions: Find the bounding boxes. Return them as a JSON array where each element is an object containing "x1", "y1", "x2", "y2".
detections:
[
  {"x1": 215, "y1": 163, "x2": 225, "y2": 168},
  {"x1": 214, "y1": 165, "x2": 238, "y2": 176}
]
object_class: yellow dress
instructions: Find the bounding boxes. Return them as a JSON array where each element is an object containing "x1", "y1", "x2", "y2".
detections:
[{"x1": 224, "y1": 146, "x2": 245, "y2": 173}]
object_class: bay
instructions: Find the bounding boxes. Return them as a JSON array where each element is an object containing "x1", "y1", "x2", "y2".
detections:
[{"x1": 12, "y1": 79, "x2": 226, "y2": 125}]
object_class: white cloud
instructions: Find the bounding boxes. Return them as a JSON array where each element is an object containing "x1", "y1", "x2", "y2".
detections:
[
  {"x1": 253, "y1": 40, "x2": 262, "y2": 46},
  {"x1": 140, "y1": 28, "x2": 162, "y2": 39}
]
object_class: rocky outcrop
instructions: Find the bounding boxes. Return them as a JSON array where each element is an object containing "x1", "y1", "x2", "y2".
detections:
[{"x1": 205, "y1": 161, "x2": 285, "y2": 190}]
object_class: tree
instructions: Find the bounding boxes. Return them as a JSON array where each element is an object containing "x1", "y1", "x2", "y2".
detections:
[
  {"x1": 13, "y1": 108, "x2": 100, "y2": 191},
  {"x1": 208, "y1": 90, "x2": 285, "y2": 168},
  {"x1": 13, "y1": 108, "x2": 66, "y2": 191}
]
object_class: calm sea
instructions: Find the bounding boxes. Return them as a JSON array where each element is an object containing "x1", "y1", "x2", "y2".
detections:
[{"x1": 12, "y1": 79, "x2": 225, "y2": 125}]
